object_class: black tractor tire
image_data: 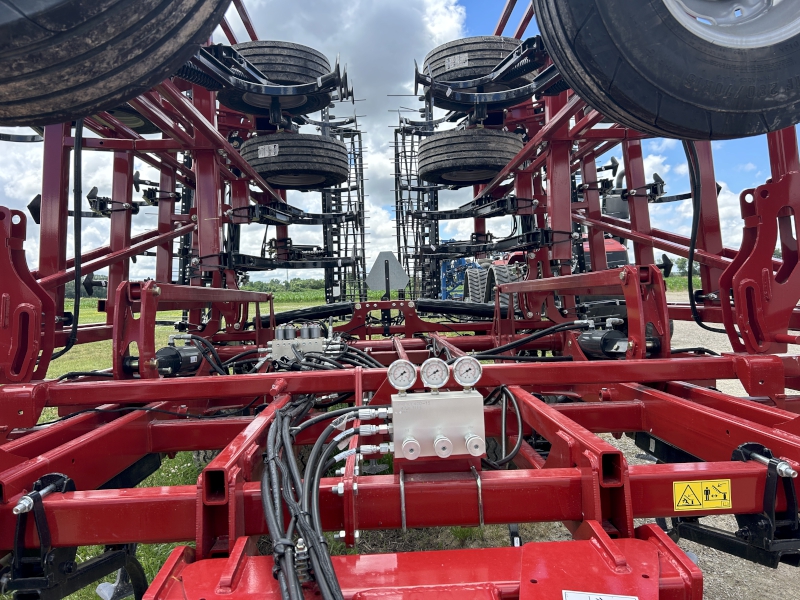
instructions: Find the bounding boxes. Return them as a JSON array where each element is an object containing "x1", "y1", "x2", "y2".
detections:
[
  {"x1": 423, "y1": 36, "x2": 535, "y2": 111},
  {"x1": 217, "y1": 40, "x2": 332, "y2": 117},
  {"x1": 240, "y1": 132, "x2": 349, "y2": 190},
  {"x1": 487, "y1": 264, "x2": 521, "y2": 308},
  {"x1": 418, "y1": 128, "x2": 523, "y2": 187},
  {"x1": 0, "y1": 0, "x2": 231, "y2": 127},
  {"x1": 464, "y1": 268, "x2": 489, "y2": 303},
  {"x1": 96, "y1": 105, "x2": 160, "y2": 135},
  {"x1": 533, "y1": 0, "x2": 800, "y2": 139},
  {"x1": 424, "y1": 36, "x2": 534, "y2": 89}
]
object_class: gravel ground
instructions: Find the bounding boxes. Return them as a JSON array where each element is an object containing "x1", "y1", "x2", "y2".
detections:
[{"x1": 328, "y1": 298, "x2": 800, "y2": 598}]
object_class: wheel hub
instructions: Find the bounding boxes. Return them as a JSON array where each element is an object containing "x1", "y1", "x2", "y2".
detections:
[{"x1": 663, "y1": 0, "x2": 800, "y2": 48}]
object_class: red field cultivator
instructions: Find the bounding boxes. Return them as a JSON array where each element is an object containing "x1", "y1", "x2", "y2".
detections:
[{"x1": 1, "y1": 1, "x2": 800, "y2": 599}]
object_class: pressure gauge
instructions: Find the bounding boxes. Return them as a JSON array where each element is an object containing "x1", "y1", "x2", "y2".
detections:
[
  {"x1": 420, "y1": 358, "x2": 449, "y2": 390},
  {"x1": 452, "y1": 356, "x2": 482, "y2": 388},
  {"x1": 387, "y1": 359, "x2": 417, "y2": 392}
]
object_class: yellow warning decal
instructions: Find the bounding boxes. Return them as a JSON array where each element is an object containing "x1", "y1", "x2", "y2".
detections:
[{"x1": 673, "y1": 479, "x2": 732, "y2": 511}]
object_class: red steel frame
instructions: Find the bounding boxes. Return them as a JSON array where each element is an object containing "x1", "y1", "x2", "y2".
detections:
[{"x1": 0, "y1": 2, "x2": 799, "y2": 599}]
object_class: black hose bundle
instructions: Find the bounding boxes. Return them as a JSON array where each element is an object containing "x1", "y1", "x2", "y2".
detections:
[
  {"x1": 483, "y1": 385, "x2": 523, "y2": 470},
  {"x1": 274, "y1": 341, "x2": 383, "y2": 373},
  {"x1": 262, "y1": 395, "x2": 361, "y2": 600},
  {"x1": 446, "y1": 321, "x2": 590, "y2": 364},
  {"x1": 188, "y1": 335, "x2": 228, "y2": 375}
]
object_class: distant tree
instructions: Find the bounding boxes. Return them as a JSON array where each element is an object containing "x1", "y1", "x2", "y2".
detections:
[
  {"x1": 774, "y1": 247, "x2": 782, "y2": 259},
  {"x1": 243, "y1": 278, "x2": 326, "y2": 293},
  {"x1": 674, "y1": 257, "x2": 700, "y2": 277},
  {"x1": 65, "y1": 275, "x2": 108, "y2": 299}
]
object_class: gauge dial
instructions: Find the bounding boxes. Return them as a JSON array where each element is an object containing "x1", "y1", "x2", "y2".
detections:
[
  {"x1": 452, "y1": 356, "x2": 482, "y2": 388},
  {"x1": 387, "y1": 359, "x2": 417, "y2": 391},
  {"x1": 420, "y1": 358, "x2": 450, "y2": 389}
]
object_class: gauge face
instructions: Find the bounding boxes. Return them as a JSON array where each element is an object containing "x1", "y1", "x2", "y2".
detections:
[
  {"x1": 452, "y1": 356, "x2": 482, "y2": 388},
  {"x1": 387, "y1": 359, "x2": 417, "y2": 391},
  {"x1": 420, "y1": 358, "x2": 450, "y2": 389}
]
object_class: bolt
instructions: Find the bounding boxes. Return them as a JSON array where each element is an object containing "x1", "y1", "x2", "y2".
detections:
[
  {"x1": 748, "y1": 452, "x2": 798, "y2": 478},
  {"x1": 354, "y1": 530, "x2": 360, "y2": 540},
  {"x1": 233, "y1": 323, "x2": 241, "y2": 330},
  {"x1": 191, "y1": 214, "x2": 198, "y2": 222},
  {"x1": 333, "y1": 530, "x2": 346, "y2": 540},
  {"x1": 355, "y1": 303, "x2": 361, "y2": 310},
  {"x1": 146, "y1": 358, "x2": 158, "y2": 369},
  {"x1": 12, "y1": 496, "x2": 34, "y2": 515},
  {"x1": 331, "y1": 482, "x2": 344, "y2": 496},
  {"x1": 59, "y1": 561, "x2": 76, "y2": 575},
  {"x1": 628, "y1": 340, "x2": 636, "y2": 351},
  {"x1": 152, "y1": 286, "x2": 161, "y2": 297},
  {"x1": 526, "y1": 311, "x2": 534, "y2": 318},
  {"x1": 619, "y1": 271, "x2": 626, "y2": 281},
  {"x1": 353, "y1": 482, "x2": 358, "y2": 495}
]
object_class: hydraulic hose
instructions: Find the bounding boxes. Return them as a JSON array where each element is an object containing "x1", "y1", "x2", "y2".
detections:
[{"x1": 51, "y1": 118, "x2": 84, "y2": 360}]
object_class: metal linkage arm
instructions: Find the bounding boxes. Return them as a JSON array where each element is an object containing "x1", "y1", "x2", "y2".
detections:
[
  {"x1": 230, "y1": 254, "x2": 356, "y2": 271},
  {"x1": 419, "y1": 229, "x2": 551, "y2": 257},
  {"x1": 414, "y1": 36, "x2": 547, "y2": 92},
  {"x1": 410, "y1": 196, "x2": 536, "y2": 221},
  {"x1": 420, "y1": 64, "x2": 562, "y2": 107},
  {"x1": 185, "y1": 46, "x2": 352, "y2": 102},
  {"x1": 237, "y1": 202, "x2": 358, "y2": 226}
]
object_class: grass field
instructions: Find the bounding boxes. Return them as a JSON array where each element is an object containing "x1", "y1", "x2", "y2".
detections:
[{"x1": 664, "y1": 275, "x2": 701, "y2": 293}]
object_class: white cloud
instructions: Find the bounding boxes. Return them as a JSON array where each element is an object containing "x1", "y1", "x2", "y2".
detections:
[
  {"x1": 642, "y1": 154, "x2": 672, "y2": 181},
  {"x1": 674, "y1": 163, "x2": 689, "y2": 176},
  {"x1": 423, "y1": 0, "x2": 467, "y2": 46},
  {"x1": 738, "y1": 162, "x2": 757, "y2": 172},
  {"x1": 647, "y1": 138, "x2": 678, "y2": 153}
]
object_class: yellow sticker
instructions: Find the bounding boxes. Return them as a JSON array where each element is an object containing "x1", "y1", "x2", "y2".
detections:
[{"x1": 673, "y1": 479, "x2": 732, "y2": 511}]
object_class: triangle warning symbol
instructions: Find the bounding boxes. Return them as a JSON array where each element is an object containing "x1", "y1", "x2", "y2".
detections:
[{"x1": 678, "y1": 485, "x2": 702, "y2": 507}]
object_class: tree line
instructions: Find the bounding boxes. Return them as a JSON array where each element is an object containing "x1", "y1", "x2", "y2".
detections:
[{"x1": 242, "y1": 278, "x2": 326, "y2": 293}]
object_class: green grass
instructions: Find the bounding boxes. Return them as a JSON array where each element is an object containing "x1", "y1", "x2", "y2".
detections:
[
  {"x1": 449, "y1": 526, "x2": 483, "y2": 546},
  {"x1": 664, "y1": 275, "x2": 701, "y2": 293}
]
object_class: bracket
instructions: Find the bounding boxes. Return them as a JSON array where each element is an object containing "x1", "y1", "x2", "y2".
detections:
[{"x1": 668, "y1": 442, "x2": 800, "y2": 568}]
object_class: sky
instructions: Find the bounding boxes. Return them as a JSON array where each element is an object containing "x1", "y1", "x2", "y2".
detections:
[{"x1": 0, "y1": 0, "x2": 784, "y2": 283}]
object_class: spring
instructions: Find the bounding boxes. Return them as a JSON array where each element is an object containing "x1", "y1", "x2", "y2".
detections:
[{"x1": 174, "y1": 63, "x2": 223, "y2": 91}]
